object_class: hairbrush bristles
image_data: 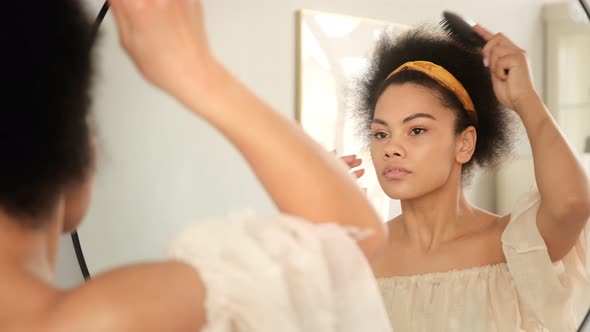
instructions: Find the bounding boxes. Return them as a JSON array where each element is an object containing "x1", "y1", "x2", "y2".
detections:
[{"x1": 440, "y1": 11, "x2": 486, "y2": 49}]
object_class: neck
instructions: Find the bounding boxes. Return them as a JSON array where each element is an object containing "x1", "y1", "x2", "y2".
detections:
[
  {"x1": 0, "y1": 203, "x2": 64, "y2": 283},
  {"x1": 398, "y1": 170, "x2": 475, "y2": 251}
]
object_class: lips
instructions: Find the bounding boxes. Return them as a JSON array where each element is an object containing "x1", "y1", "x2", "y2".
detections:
[{"x1": 382, "y1": 164, "x2": 412, "y2": 180}]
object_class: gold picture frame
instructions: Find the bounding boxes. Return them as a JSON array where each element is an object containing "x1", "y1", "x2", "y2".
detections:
[{"x1": 296, "y1": 9, "x2": 409, "y2": 220}]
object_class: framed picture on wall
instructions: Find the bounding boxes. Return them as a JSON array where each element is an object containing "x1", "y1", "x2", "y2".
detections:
[{"x1": 296, "y1": 9, "x2": 408, "y2": 221}]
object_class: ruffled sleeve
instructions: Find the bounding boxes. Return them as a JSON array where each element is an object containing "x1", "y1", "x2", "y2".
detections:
[
  {"x1": 168, "y1": 211, "x2": 392, "y2": 332},
  {"x1": 501, "y1": 187, "x2": 590, "y2": 331}
]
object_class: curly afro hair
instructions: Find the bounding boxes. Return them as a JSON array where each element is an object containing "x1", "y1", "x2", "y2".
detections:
[
  {"x1": 352, "y1": 25, "x2": 515, "y2": 179},
  {"x1": 0, "y1": 1, "x2": 95, "y2": 226}
]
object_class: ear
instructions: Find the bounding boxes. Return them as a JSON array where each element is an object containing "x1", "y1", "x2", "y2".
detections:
[
  {"x1": 62, "y1": 174, "x2": 94, "y2": 234},
  {"x1": 62, "y1": 142, "x2": 97, "y2": 233},
  {"x1": 456, "y1": 126, "x2": 477, "y2": 165}
]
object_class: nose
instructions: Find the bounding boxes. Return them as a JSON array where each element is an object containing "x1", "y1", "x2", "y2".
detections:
[{"x1": 384, "y1": 138, "x2": 406, "y2": 159}]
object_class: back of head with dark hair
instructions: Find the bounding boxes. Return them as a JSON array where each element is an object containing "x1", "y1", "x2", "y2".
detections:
[
  {"x1": 353, "y1": 25, "x2": 515, "y2": 179},
  {"x1": 0, "y1": 1, "x2": 95, "y2": 226}
]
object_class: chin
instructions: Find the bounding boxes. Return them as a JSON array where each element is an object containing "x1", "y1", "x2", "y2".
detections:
[
  {"x1": 384, "y1": 190, "x2": 422, "y2": 201},
  {"x1": 381, "y1": 184, "x2": 419, "y2": 200},
  {"x1": 379, "y1": 179, "x2": 437, "y2": 201}
]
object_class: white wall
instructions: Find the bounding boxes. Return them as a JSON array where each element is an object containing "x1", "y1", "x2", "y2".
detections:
[
  {"x1": 57, "y1": 0, "x2": 558, "y2": 287},
  {"x1": 205, "y1": 0, "x2": 549, "y2": 116},
  {"x1": 83, "y1": 0, "x2": 551, "y2": 113}
]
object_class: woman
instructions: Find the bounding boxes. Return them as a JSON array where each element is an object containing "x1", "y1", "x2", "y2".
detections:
[
  {"x1": 347, "y1": 24, "x2": 590, "y2": 331},
  {"x1": 0, "y1": 1, "x2": 388, "y2": 331}
]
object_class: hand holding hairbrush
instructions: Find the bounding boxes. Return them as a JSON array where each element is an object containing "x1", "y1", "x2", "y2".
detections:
[
  {"x1": 440, "y1": 11, "x2": 509, "y2": 76},
  {"x1": 441, "y1": 12, "x2": 538, "y2": 113}
]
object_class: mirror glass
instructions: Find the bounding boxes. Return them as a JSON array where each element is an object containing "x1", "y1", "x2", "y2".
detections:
[
  {"x1": 297, "y1": 10, "x2": 408, "y2": 220},
  {"x1": 76, "y1": 8, "x2": 589, "y2": 329},
  {"x1": 78, "y1": 11, "x2": 274, "y2": 274}
]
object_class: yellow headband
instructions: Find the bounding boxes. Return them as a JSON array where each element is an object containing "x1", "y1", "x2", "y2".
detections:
[{"x1": 386, "y1": 61, "x2": 477, "y2": 122}]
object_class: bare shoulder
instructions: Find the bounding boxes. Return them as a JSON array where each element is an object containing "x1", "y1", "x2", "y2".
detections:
[
  {"x1": 27, "y1": 261, "x2": 206, "y2": 332},
  {"x1": 490, "y1": 212, "x2": 512, "y2": 234},
  {"x1": 466, "y1": 206, "x2": 510, "y2": 234},
  {"x1": 372, "y1": 211, "x2": 510, "y2": 277}
]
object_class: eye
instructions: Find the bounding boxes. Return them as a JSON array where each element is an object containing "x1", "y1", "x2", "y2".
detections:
[
  {"x1": 409, "y1": 128, "x2": 427, "y2": 136},
  {"x1": 372, "y1": 131, "x2": 389, "y2": 140}
]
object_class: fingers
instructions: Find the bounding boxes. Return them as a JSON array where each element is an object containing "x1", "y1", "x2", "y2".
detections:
[
  {"x1": 487, "y1": 44, "x2": 512, "y2": 79},
  {"x1": 337, "y1": 153, "x2": 365, "y2": 179},
  {"x1": 340, "y1": 154, "x2": 362, "y2": 168},
  {"x1": 108, "y1": 0, "x2": 131, "y2": 48},
  {"x1": 486, "y1": 43, "x2": 527, "y2": 81},
  {"x1": 108, "y1": 0, "x2": 154, "y2": 48},
  {"x1": 478, "y1": 28, "x2": 524, "y2": 80},
  {"x1": 109, "y1": 0, "x2": 183, "y2": 33},
  {"x1": 352, "y1": 168, "x2": 365, "y2": 179},
  {"x1": 482, "y1": 33, "x2": 509, "y2": 65},
  {"x1": 477, "y1": 24, "x2": 518, "y2": 61},
  {"x1": 473, "y1": 24, "x2": 494, "y2": 42},
  {"x1": 495, "y1": 54, "x2": 525, "y2": 81}
]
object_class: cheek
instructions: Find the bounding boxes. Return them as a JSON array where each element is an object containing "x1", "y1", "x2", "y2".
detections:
[
  {"x1": 418, "y1": 141, "x2": 457, "y2": 181},
  {"x1": 369, "y1": 141, "x2": 385, "y2": 170},
  {"x1": 369, "y1": 141, "x2": 379, "y2": 160},
  {"x1": 405, "y1": 136, "x2": 457, "y2": 182},
  {"x1": 417, "y1": 143, "x2": 456, "y2": 165}
]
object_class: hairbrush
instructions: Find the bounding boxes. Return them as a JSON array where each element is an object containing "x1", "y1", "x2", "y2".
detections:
[
  {"x1": 440, "y1": 11, "x2": 486, "y2": 49},
  {"x1": 440, "y1": 11, "x2": 509, "y2": 75}
]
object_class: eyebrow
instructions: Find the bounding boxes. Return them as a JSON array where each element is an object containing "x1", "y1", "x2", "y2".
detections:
[
  {"x1": 371, "y1": 118, "x2": 388, "y2": 126},
  {"x1": 372, "y1": 113, "x2": 437, "y2": 126}
]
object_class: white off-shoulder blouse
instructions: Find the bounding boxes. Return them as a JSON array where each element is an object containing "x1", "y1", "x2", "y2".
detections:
[
  {"x1": 378, "y1": 188, "x2": 590, "y2": 332},
  {"x1": 169, "y1": 212, "x2": 392, "y2": 332}
]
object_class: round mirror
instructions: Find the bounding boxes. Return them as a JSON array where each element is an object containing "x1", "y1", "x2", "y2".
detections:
[{"x1": 71, "y1": 2, "x2": 590, "y2": 328}]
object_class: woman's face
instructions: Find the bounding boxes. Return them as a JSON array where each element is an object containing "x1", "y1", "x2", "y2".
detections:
[{"x1": 370, "y1": 83, "x2": 474, "y2": 200}]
